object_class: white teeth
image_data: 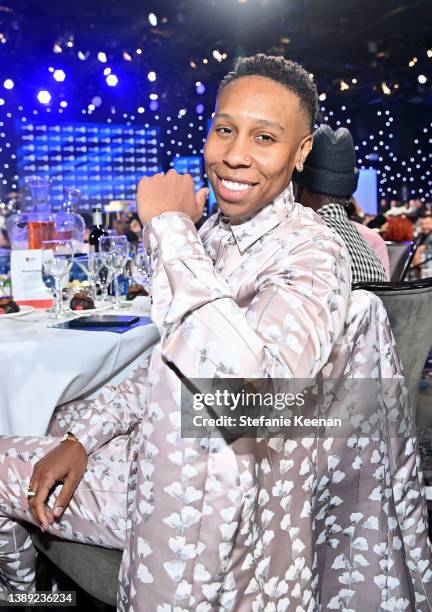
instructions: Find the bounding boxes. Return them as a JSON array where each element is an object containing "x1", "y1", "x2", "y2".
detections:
[{"x1": 221, "y1": 179, "x2": 252, "y2": 191}]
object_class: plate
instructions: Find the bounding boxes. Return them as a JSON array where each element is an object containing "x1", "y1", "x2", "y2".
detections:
[
  {"x1": 0, "y1": 305, "x2": 35, "y2": 319},
  {"x1": 66, "y1": 301, "x2": 113, "y2": 315}
]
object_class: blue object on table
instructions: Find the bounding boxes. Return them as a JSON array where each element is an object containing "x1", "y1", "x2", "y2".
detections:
[{"x1": 50, "y1": 316, "x2": 152, "y2": 333}]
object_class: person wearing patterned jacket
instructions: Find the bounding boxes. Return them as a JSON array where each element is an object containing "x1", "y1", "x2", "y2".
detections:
[
  {"x1": 293, "y1": 124, "x2": 387, "y2": 285},
  {"x1": 0, "y1": 54, "x2": 431, "y2": 611}
]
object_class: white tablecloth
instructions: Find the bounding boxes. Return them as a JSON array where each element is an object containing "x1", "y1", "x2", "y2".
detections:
[{"x1": 0, "y1": 304, "x2": 159, "y2": 436}]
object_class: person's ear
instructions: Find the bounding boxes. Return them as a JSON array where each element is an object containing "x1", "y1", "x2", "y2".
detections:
[{"x1": 295, "y1": 134, "x2": 313, "y2": 172}]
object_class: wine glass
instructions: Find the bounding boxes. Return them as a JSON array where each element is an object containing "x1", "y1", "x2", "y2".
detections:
[
  {"x1": 99, "y1": 235, "x2": 129, "y2": 309},
  {"x1": 41, "y1": 240, "x2": 74, "y2": 318},
  {"x1": 132, "y1": 244, "x2": 152, "y2": 294},
  {"x1": 74, "y1": 253, "x2": 104, "y2": 301}
]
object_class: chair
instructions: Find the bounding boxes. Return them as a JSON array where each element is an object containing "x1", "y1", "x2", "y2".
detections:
[
  {"x1": 353, "y1": 277, "x2": 432, "y2": 412},
  {"x1": 385, "y1": 241, "x2": 417, "y2": 281},
  {"x1": 31, "y1": 527, "x2": 121, "y2": 609}
]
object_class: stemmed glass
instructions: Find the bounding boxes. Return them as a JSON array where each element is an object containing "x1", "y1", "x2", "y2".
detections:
[
  {"x1": 74, "y1": 253, "x2": 104, "y2": 301},
  {"x1": 41, "y1": 240, "x2": 74, "y2": 318},
  {"x1": 132, "y1": 244, "x2": 152, "y2": 295},
  {"x1": 99, "y1": 235, "x2": 129, "y2": 309}
]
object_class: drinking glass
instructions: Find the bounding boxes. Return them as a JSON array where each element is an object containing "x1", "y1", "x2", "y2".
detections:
[
  {"x1": 41, "y1": 240, "x2": 74, "y2": 318},
  {"x1": 132, "y1": 244, "x2": 152, "y2": 294},
  {"x1": 74, "y1": 253, "x2": 104, "y2": 301},
  {"x1": 99, "y1": 235, "x2": 129, "y2": 309}
]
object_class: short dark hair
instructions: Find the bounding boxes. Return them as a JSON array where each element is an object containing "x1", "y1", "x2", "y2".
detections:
[{"x1": 218, "y1": 53, "x2": 318, "y2": 131}]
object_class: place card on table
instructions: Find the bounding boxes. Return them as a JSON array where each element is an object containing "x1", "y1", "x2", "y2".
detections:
[{"x1": 10, "y1": 249, "x2": 53, "y2": 308}]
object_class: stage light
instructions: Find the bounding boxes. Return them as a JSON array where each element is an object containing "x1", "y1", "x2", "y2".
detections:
[
  {"x1": 147, "y1": 71, "x2": 157, "y2": 82},
  {"x1": 106, "y1": 74, "x2": 118, "y2": 86},
  {"x1": 137, "y1": 106, "x2": 145, "y2": 113},
  {"x1": 92, "y1": 96, "x2": 102, "y2": 107},
  {"x1": 60, "y1": 100, "x2": 68, "y2": 107},
  {"x1": 195, "y1": 103, "x2": 204, "y2": 114},
  {"x1": 149, "y1": 93, "x2": 158, "y2": 100},
  {"x1": 381, "y1": 82, "x2": 391, "y2": 95},
  {"x1": 3, "y1": 79, "x2": 13, "y2": 90},
  {"x1": 190, "y1": 61, "x2": 197, "y2": 69},
  {"x1": 318, "y1": 93, "x2": 326, "y2": 101},
  {"x1": 179, "y1": 109, "x2": 186, "y2": 117},
  {"x1": 149, "y1": 100, "x2": 159, "y2": 111},
  {"x1": 103, "y1": 67, "x2": 111, "y2": 76},
  {"x1": 428, "y1": 49, "x2": 432, "y2": 58},
  {"x1": 418, "y1": 74, "x2": 427, "y2": 84},
  {"x1": 148, "y1": 13, "x2": 158, "y2": 27},
  {"x1": 136, "y1": 48, "x2": 142, "y2": 55},
  {"x1": 53, "y1": 43, "x2": 62, "y2": 53},
  {"x1": 195, "y1": 81, "x2": 206, "y2": 94},
  {"x1": 53, "y1": 69, "x2": 66, "y2": 82},
  {"x1": 88, "y1": 103, "x2": 95, "y2": 111},
  {"x1": 340, "y1": 80, "x2": 349, "y2": 91},
  {"x1": 37, "y1": 90, "x2": 51, "y2": 104},
  {"x1": 0, "y1": 99, "x2": 4, "y2": 106},
  {"x1": 98, "y1": 52, "x2": 107, "y2": 63},
  {"x1": 78, "y1": 50, "x2": 87, "y2": 60},
  {"x1": 123, "y1": 51, "x2": 132, "y2": 61},
  {"x1": 212, "y1": 50, "x2": 223, "y2": 62}
]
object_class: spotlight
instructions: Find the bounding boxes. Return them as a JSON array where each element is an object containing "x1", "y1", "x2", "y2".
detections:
[
  {"x1": 0, "y1": 98, "x2": 5, "y2": 105},
  {"x1": 148, "y1": 13, "x2": 158, "y2": 27},
  {"x1": 92, "y1": 96, "x2": 102, "y2": 107},
  {"x1": 98, "y1": 52, "x2": 107, "y2": 63},
  {"x1": 37, "y1": 90, "x2": 51, "y2": 104},
  {"x1": 3, "y1": 79, "x2": 14, "y2": 90},
  {"x1": 195, "y1": 81, "x2": 206, "y2": 94},
  {"x1": 53, "y1": 69, "x2": 66, "y2": 82},
  {"x1": 78, "y1": 50, "x2": 87, "y2": 60},
  {"x1": 318, "y1": 93, "x2": 326, "y2": 101},
  {"x1": 106, "y1": 74, "x2": 118, "y2": 86},
  {"x1": 137, "y1": 106, "x2": 145, "y2": 113},
  {"x1": 60, "y1": 100, "x2": 68, "y2": 108},
  {"x1": 212, "y1": 50, "x2": 223, "y2": 62},
  {"x1": 147, "y1": 71, "x2": 157, "y2": 82},
  {"x1": 149, "y1": 100, "x2": 159, "y2": 111},
  {"x1": 53, "y1": 43, "x2": 62, "y2": 53},
  {"x1": 381, "y1": 82, "x2": 391, "y2": 95},
  {"x1": 103, "y1": 67, "x2": 111, "y2": 76},
  {"x1": 195, "y1": 103, "x2": 204, "y2": 114},
  {"x1": 149, "y1": 93, "x2": 158, "y2": 100},
  {"x1": 123, "y1": 51, "x2": 132, "y2": 61},
  {"x1": 418, "y1": 74, "x2": 427, "y2": 84}
]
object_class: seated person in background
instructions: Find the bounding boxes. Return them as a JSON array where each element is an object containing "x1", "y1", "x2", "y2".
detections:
[
  {"x1": 416, "y1": 214, "x2": 432, "y2": 247},
  {"x1": 382, "y1": 215, "x2": 414, "y2": 242},
  {"x1": 292, "y1": 125, "x2": 387, "y2": 284},
  {"x1": 412, "y1": 214, "x2": 432, "y2": 274},
  {"x1": 0, "y1": 54, "x2": 431, "y2": 611},
  {"x1": 346, "y1": 199, "x2": 390, "y2": 280}
]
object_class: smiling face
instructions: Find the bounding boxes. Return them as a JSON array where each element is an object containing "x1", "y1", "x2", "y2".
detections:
[{"x1": 204, "y1": 75, "x2": 313, "y2": 220}]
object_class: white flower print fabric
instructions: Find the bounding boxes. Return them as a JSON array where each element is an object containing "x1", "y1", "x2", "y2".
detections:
[{"x1": 0, "y1": 184, "x2": 431, "y2": 611}]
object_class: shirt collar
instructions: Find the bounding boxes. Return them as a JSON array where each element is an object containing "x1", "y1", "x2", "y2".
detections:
[{"x1": 217, "y1": 183, "x2": 295, "y2": 252}]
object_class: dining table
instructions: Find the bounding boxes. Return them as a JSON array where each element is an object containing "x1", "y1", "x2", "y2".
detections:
[{"x1": 0, "y1": 298, "x2": 159, "y2": 436}]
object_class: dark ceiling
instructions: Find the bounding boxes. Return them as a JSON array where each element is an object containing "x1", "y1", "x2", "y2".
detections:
[{"x1": 1, "y1": 0, "x2": 431, "y2": 108}]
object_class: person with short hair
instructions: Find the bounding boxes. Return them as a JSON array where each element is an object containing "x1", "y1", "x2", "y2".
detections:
[{"x1": 0, "y1": 54, "x2": 430, "y2": 611}]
